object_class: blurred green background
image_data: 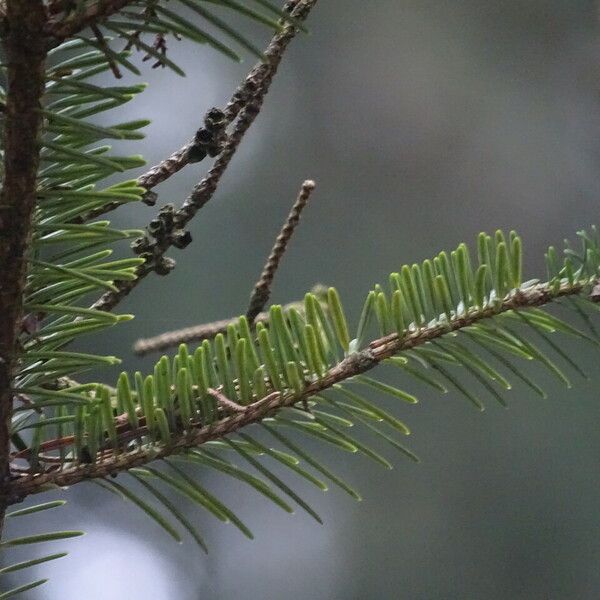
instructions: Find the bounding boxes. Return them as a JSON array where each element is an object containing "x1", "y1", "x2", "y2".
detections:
[{"x1": 10, "y1": 1, "x2": 600, "y2": 598}]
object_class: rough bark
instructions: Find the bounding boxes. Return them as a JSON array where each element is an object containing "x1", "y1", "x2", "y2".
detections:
[{"x1": 0, "y1": 0, "x2": 47, "y2": 527}]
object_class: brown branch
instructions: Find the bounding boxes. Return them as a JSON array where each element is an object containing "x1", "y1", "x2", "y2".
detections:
[
  {"x1": 90, "y1": 0, "x2": 319, "y2": 312},
  {"x1": 134, "y1": 22, "x2": 296, "y2": 191},
  {"x1": 46, "y1": 0, "x2": 136, "y2": 41},
  {"x1": 133, "y1": 290, "x2": 327, "y2": 356},
  {"x1": 7, "y1": 280, "x2": 593, "y2": 502},
  {"x1": 247, "y1": 179, "x2": 316, "y2": 323},
  {"x1": 0, "y1": 0, "x2": 48, "y2": 522}
]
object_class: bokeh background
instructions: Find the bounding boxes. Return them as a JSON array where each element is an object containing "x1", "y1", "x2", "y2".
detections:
[{"x1": 8, "y1": 1, "x2": 600, "y2": 598}]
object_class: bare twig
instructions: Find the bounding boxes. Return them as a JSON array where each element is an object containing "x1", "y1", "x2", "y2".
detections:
[
  {"x1": 7, "y1": 279, "x2": 595, "y2": 502},
  {"x1": 133, "y1": 2, "x2": 309, "y2": 195},
  {"x1": 133, "y1": 289, "x2": 327, "y2": 356},
  {"x1": 247, "y1": 179, "x2": 316, "y2": 323},
  {"x1": 91, "y1": 0, "x2": 319, "y2": 313}
]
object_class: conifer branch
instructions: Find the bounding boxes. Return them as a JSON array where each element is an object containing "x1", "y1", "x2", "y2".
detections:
[
  {"x1": 90, "y1": 0, "x2": 319, "y2": 312},
  {"x1": 0, "y1": 0, "x2": 48, "y2": 525},
  {"x1": 246, "y1": 180, "x2": 316, "y2": 323},
  {"x1": 7, "y1": 279, "x2": 594, "y2": 502}
]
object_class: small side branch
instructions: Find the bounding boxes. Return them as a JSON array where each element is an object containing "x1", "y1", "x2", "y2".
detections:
[
  {"x1": 247, "y1": 179, "x2": 316, "y2": 323},
  {"x1": 207, "y1": 388, "x2": 248, "y2": 414},
  {"x1": 134, "y1": 1, "x2": 311, "y2": 194},
  {"x1": 90, "y1": 23, "x2": 122, "y2": 79}
]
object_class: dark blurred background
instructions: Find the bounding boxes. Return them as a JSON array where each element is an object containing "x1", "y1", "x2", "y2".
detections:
[{"x1": 10, "y1": 1, "x2": 600, "y2": 598}]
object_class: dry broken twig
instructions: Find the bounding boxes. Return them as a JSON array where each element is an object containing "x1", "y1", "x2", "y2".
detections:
[{"x1": 246, "y1": 179, "x2": 316, "y2": 323}]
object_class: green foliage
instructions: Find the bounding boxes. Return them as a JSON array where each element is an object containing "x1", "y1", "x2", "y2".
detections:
[
  {"x1": 2, "y1": 1, "x2": 600, "y2": 597},
  {"x1": 0, "y1": 501, "x2": 76, "y2": 598}
]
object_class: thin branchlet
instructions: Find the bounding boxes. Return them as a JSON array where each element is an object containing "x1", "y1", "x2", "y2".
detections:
[
  {"x1": 134, "y1": 1, "x2": 310, "y2": 194},
  {"x1": 73, "y1": 0, "x2": 314, "y2": 223},
  {"x1": 246, "y1": 180, "x2": 316, "y2": 323},
  {"x1": 90, "y1": 23, "x2": 122, "y2": 79}
]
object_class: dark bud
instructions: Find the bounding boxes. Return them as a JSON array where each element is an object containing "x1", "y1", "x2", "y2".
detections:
[
  {"x1": 139, "y1": 251, "x2": 155, "y2": 263},
  {"x1": 80, "y1": 447, "x2": 93, "y2": 465},
  {"x1": 147, "y1": 218, "x2": 164, "y2": 238},
  {"x1": 245, "y1": 79, "x2": 258, "y2": 96},
  {"x1": 204, "y1": 107, "x2": 226, "y2": 131},
  {"x1": 207, "y1": 144, "x2": 222, "y2": 158},
  {"x1": 208, "y1": 130, "x2": 228, "y2": 156},
  {"x1": 154, "y1": 256, "x2": 176, "y2": 276},
  {"x1": 159, "y1": 204, "x2": 175, "y2": 229},
  {"x1": 171, "y1": 229, "x2": 192, "y2": 249},
  {"x1": 194, "y1": 128, "x2": 213, "y2": 145},
  {"x1": 131, "y1": 236, "x2": 152, "y2": 255},
  {"x1": 142, "y1": 190, "x2": 158, "y2": 206},
  {"x1": 187, "y1": 144, "x2": 207, "y2": 164}
]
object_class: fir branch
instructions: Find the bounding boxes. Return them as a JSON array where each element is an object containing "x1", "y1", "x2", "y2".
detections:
[
  {"x1": 0, "y1": 0, "x2": 48, "y2": 523},
  {"x1": 247, "y1": 179, "x2": 316, "y2": 323},
  {"x1": 90, "y1": 0, "x2": 319, "y2": 312},
  {"x1": 7, "y1": 278, "x2": 594, "y2": 502}
]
